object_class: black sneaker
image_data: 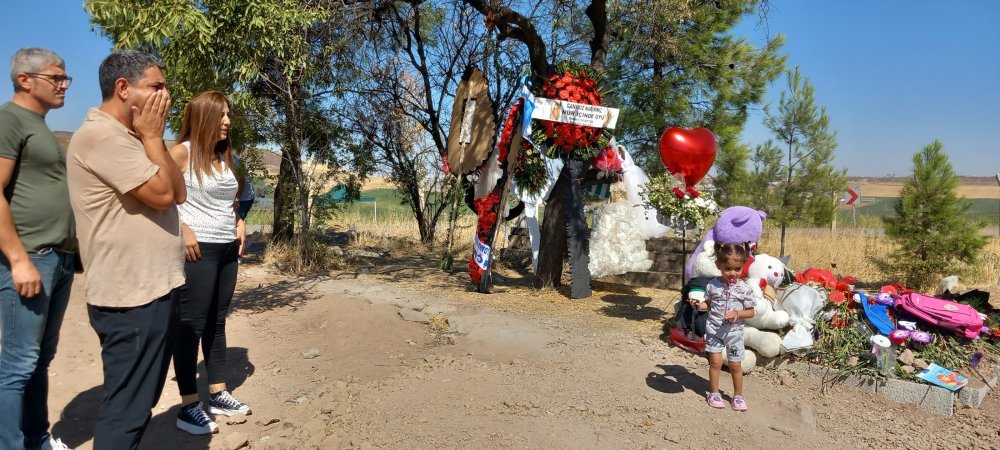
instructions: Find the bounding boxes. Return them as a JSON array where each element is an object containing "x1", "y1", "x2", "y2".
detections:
[
  {"x1": 208, "y1": 390, "x2": 251, "y2": 416},
  {"x1": 176, "y1": 402, "x2": 218, "y2": 435}
]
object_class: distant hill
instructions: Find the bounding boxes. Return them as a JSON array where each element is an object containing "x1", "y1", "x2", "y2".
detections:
[
  {"x1": 849, "y1": 176, "x2": 997, "y2": 186},
  {"x1": 847, "y1": 176, "x2": 1000, "y2": 199},
  {"x1": 54, "y1": 130, "x2": 997, "y2": 198}
]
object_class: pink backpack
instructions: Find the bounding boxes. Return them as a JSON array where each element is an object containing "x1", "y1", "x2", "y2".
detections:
[{"x1": 895, "y1": 293, "x2": 984, "y2": 339}]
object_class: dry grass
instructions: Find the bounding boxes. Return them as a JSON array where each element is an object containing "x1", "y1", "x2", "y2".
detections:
[
  {"x1": 757, "y1": 225, "x2": 1000, "y2": 289},
  {"x1": 330, "y1": 209, "x2": 478, "y2": 254},
  {"x1": 860, "y1": 182, "x2": 1000, "y2": 199},
  {"x1": 262, "y1": 239, "x2": 344, "y2": 274},
  {"x1": 361, "y1": 176, "x2": 396, "y2": 190},
  {"x1": 327, "y1": 210, "x2": 1000, "y2": 290}
]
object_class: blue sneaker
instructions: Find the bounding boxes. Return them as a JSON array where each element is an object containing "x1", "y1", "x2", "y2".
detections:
[{"x1": 176, "y1": 402, "x2": 218, "y2": 435}]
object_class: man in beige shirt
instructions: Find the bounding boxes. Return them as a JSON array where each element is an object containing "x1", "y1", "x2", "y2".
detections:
[{"x1": 66, "y1": 50, "x2": 185, "y2": 450}]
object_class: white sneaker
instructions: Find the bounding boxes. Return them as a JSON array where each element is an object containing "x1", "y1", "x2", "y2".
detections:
[
  {"x1": 41, "y1": 437, "x2": 72, "y2": 450},
  {"x1": 176, "y1": 401, "x2": 219, "y2": 435},
  {"x1": 208, "y1": 390, "x2": 251, "y2": 416}
]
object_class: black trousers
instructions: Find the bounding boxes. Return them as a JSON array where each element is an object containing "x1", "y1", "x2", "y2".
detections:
[
  {"x1": 88, "y1": 291, "x2": 177, "y2": 450},
  {"x1": 173, "y1": 240, "x2": 239, "y2": 396}
]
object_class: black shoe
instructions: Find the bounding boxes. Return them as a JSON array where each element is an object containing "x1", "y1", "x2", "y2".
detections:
[
  {"x1": 208, "y1": 390, "x2": 251, "y2": 416},
  {"x1": 176, "y1": 402, "x2": 218, "y2": 435}
]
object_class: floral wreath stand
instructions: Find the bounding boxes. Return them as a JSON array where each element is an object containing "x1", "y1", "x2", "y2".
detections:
[
  {"x1": 517, "y1": 66, "x2": 621, "y2": 299},
  {"x1": 465, "y1": 63, "x2": 621, "y2": 298}
]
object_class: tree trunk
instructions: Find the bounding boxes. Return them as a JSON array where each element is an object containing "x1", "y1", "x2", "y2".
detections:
[
  {"x1": 273, "y1": 84, "x2": 304, "y2": 245},
  {"x1": 462, "y1": 0, "x2": 549, "y2": 77},
  {"x1": 421, "y1": 220, "x2": 437, "y2": 247},
  {"x1": 272, "y1": 144, "x2": 299, "y2": 242},
  {"x1": 298, "y1": 173, "x2": 311, "y2": 244},
  {"x1": 586, "y1": 0, "x2": 609, "y2": 76},
  {"x1": 441, "y1": 177, "x2": 462, "y2": 270},
  {"x1": 781, "y1": 140, "x2": 793, "y2": 256},
  {"x1": 535, "y1": 166, "x2": 570, "y2": 289},
  {"x1": 416, "y1": 207, "x2": 430, "y2": 244}
]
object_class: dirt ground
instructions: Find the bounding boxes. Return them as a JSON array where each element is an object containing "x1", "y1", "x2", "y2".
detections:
[{"x1": 44, "y1": 253, "x2": 1000, "y2": 450}]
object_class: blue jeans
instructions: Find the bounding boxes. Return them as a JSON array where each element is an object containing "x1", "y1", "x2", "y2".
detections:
[{"x1": 0, "y1": 250, "x2": 75, "y2": 450}]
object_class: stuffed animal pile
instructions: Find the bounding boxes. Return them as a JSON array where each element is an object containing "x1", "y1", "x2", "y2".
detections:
[{"x1": 676, "y1": 205, "x2": 831, "y2": 372}]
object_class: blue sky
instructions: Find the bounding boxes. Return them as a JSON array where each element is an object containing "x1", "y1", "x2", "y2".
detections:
[
  {"x1": 1, "y1": 1, "x2": 998, "y2": 177},
  {"x1": 733, "y1": 0, "x2": 1000, "y2": 177}
]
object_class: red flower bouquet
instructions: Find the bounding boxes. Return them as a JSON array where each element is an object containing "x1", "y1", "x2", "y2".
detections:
[
  {"x1": 469, "y1": 191, "x2": 501, "y2": 285},
  {"x1": 497, "y1": 100, "x2": 522, "y2": 163},
  {"x1": 533, "y1": 62, "x2": 608, "y2": 161}
]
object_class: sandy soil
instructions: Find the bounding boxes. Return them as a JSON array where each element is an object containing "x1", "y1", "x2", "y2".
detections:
[{"x1": 43, "y1": 255, "x2": 1000, "y2": 450}]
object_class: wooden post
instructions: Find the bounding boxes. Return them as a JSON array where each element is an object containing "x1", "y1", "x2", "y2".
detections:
[{"x1": 478, "y1": 122, "x2": 524, "y2": 293}]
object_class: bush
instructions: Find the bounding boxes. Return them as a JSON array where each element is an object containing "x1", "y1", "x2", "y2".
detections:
[{"x1": 878, "y1": 141, "x2": 988, "y2": 290}]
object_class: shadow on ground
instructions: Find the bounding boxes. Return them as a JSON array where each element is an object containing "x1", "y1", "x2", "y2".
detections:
[
  {"x1": 646, "y1": 364, "x2": 709, "y2": 398},
  {"x1": 598, "y1": 293, "x2": 664, "y2": 321},
  {"x1": 235, "y1": 277, "x2": 324, "y2": 314},
  {"x1": 51, "y1": 348, "x2": 254, "y2": 449}
]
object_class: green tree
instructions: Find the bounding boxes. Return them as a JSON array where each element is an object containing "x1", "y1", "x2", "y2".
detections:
[
  {"x1": 879, "y1": 141, "x2": 987, "y2": 289},
  {"x1": 753, "y1": 66, "x2": 846, "y2": 255},
  {"x1": 460, "y1": 0, "x2": 784, "y2": 293},
  {"x1": 86, "y1": 0, "x2": 367, "y2": 267},
  {"x1": 607, "y1": 1, "x2": 786, "y2": 207},
  {"x1": 341, "y1": 0, "x2": 523, "y2": 246}
]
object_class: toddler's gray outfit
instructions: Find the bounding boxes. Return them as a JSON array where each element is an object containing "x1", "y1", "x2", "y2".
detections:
[{"x1": 704, "y1": 278, "x2": 756, "y2": 362}]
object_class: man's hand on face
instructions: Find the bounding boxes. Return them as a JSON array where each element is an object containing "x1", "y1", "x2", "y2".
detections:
[{"x1": 131, "y1": 89, "x2": 170, "y2": 142}]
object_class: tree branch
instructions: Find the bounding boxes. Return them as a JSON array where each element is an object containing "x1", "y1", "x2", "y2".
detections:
[{"x1": 462, "y1": 0, "x2": 550, "y2": 77}]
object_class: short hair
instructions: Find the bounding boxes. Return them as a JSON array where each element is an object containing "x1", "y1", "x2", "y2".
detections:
[
  {"x1": 10, "y1": 48, "x2": 65, "y2": 91},
  {"x1": 98, "y1": 50, "x2": 165, "y2": 100}
]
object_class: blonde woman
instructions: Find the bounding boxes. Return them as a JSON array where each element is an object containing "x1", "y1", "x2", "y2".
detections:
[{"x1": 168, "y1": 91, "x2": 249, "y2": 435}]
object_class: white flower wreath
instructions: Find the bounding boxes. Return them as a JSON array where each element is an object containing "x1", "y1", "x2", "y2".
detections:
[{"x1": 641, "y1": 173, "x2": 718, "y2": 230}]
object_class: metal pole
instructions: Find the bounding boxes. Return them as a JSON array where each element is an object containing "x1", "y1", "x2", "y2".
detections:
[
  {"x1": 995, "y1": 174, "x2": 1000, "y2": 237},
  {"x1": 831, "y1": 192, "x2": 837, "y2": 236}
]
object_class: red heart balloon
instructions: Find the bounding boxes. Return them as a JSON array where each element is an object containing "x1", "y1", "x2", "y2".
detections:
[{"x1": 658, "y1": 127, "x2": 717, "y2": 191}]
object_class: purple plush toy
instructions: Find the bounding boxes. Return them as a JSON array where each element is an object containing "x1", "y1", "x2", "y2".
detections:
[{"x1": 684, "y1": 206, "x2": 767, "y2": 281}]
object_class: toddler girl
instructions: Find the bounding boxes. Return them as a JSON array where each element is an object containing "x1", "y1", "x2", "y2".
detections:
[{"x1": 690, "y1": 242, "x2": 755, "y2": 411}]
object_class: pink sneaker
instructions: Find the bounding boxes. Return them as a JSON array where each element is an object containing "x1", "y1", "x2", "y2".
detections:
[
  {"x1": 706, "y1": 392, "x2": 725, "y2": 409},
  {"x1": 731, "y1": 395, "x2": 748, "y2": 412}
]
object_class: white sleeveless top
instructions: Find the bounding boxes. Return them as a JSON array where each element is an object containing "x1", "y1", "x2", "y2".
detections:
[{"x1": 178, "y1": 142, "x2": 238, "y2": 243}]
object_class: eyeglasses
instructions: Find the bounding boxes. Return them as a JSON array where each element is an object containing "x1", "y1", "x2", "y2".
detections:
[{"x1": 25, "y1": 73, "x2": 72, "y2": 88}]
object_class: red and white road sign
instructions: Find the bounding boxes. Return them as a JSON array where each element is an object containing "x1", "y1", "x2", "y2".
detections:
[{"x1": 845, "y1": 187, "x2": 860, "y2": 206}]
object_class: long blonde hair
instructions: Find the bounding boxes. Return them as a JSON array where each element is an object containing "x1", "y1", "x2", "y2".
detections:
[{"x1": 177, "y1": 91, "x2": 233, "y2": 185}]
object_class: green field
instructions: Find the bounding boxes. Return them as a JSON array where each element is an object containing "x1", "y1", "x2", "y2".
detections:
[
  {"x1": 838, "y1": 197, "x2": 1000, "y2": 226},
  {"x1": 337, "y1": 188, "x2": 477, "y2": 222}
]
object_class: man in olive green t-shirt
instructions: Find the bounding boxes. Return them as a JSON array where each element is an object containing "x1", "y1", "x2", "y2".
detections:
[{"x1": 0, "y1": 48, "x2": 75, "y2": 450}]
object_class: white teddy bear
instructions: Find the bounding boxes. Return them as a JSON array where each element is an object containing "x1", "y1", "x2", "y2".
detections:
[{"x1": 743, "y1": 254, "x2": 790, "y2": 331}]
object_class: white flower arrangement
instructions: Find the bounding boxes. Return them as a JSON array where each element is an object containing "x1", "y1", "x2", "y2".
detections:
[{"x1": 641, "y1": 173, "x2": 718, "y2": 230}]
